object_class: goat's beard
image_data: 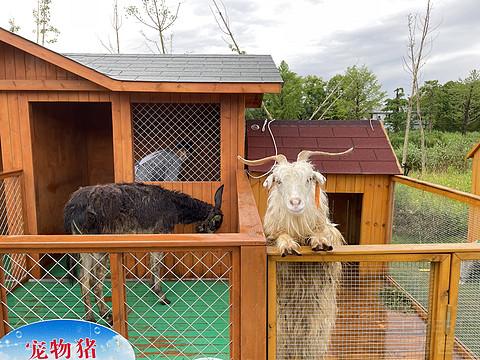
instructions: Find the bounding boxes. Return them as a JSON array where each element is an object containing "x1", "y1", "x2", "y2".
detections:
[{"x1": 263, "y1": 187, "x2": 329, "y2": 242}]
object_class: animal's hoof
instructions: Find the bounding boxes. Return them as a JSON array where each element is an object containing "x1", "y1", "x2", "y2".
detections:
[
  {"x1": 312, "y1": 244, "x2": 334, "y2": 252},
  {"x1": 160, "y1": 297, "x2": 171, "y2": 305},
  {"x1": 282, "y1": 248, "x2": 302, "y2": 256}
]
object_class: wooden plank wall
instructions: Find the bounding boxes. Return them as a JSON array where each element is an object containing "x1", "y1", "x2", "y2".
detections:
[
  {"x1": 249, "y1": 173, "x2": 394, "y2": 245},
  {"x1": 468, "y1": 153, "x2": 480, "y2": 242}
]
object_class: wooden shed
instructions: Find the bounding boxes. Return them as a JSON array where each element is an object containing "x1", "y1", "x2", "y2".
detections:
[
  {"x1": 0, "y1": 28, "x2": 282, "y2": 236},
  {"x1": 246, "y1": 119, "x2": 402, "y2": 245},
  {"x1": 467, "y1": 142, "x2": 480, "y2": 242}
]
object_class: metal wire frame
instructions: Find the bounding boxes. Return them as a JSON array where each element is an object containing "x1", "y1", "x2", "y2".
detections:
[
  {"x1": 267, "y1": 251, "x2": 451, "y2": 360},
  {"x1": 446, "y1": 253, "x2": 480, "y2": 360},
  {"x1": 0, "y1": 246, "x2": 240, "y2": 360},
  {"x1": 131, "y1": 103, "x2": 221, "y2": 182}
]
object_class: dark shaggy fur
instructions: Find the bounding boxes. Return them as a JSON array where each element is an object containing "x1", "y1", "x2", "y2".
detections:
[
  {"x1": 64, "y1": 182, "x2": 224, "y2": 323},
  {"x1": 64, "y1": 182, "x2": 224, "y2": 234}
]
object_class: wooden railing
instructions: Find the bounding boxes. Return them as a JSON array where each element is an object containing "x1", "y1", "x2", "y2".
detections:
[
  {"x1": 267, "y1": 243, "x2": 480, "y2": 360},
  {"x1": 0, "y1": 170, "x2": 267, "y2": 360}
]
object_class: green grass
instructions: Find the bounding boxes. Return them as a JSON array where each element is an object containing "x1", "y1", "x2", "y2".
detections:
[{"x1": 409, "y1": 170, "x2": 472, "y2": 192}]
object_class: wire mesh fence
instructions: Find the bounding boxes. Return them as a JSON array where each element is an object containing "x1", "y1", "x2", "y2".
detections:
[
  {"x1": 0, "y1": 250, "x2": 233, "y2": 360},
  {"x1": 392, "y1": 182, "x2": 480, "y2": 244},
  {"x1": 0, "y1": 173, "x2": 24, "y2": 236},
  {"x1": 456, "y1": 259, "x2": 480, "y2": 359},
  {"x1": 132, "y1": 103, "x2": 221, "y2": 182},
  {"x1": 273, "y1": 260, "x2": 433, "y2": 360}
]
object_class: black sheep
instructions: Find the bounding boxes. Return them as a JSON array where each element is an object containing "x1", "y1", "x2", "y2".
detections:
[{"x1": 64, "y1": 182, "x2": 224, "y2": 323}]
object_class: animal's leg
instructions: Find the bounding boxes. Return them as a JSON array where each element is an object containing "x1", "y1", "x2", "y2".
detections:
[
  {"x1": 310, "y1": 223, "x2": 344, "y2": 252},
  {"x1": 150, "y1": 252, "x2": 170, "y2": 305},
  {"x1": 79, "y1": 254, "x2": 95, "y2": 322},
  {"x1": 276, "y1": 233, "x2": 301, "y2": 257},
  {"x1": 92, "y1": 254, "x2": 112, "y2": 325}
]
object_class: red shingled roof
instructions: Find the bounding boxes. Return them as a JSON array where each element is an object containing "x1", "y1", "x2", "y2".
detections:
[{"x1": 246, "y1": 120, "x2": 402, "y2": 175}]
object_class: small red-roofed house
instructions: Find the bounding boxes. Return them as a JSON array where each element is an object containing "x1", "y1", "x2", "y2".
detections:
[{"x1": 246, "y1": 120, "x2": 402, "y2": 246}]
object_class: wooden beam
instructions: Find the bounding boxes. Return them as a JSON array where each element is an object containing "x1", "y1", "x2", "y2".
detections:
[
  {"x1": 0, "y1": 80, "x2": 107, "y2": 91},
  {"x1": 240, "y1": 246, "x2": 267, "y2": 360},
  {"x1": 0, "y1": 169, "x2": 22, "y2": 180},
  {"x1": 267, "y1": 243, "x2": 480, "y2": 256},
  {"x1": 0, "y1": 233, "x2": 265, "y2": 253},
  {"x1": 237, "y1": 171, "x2": 265, "y2": 237},
  {"x1": 245, "y1": 94, "x2": 263, "y2": 108},
  {"x1": 393, "y1": 175, "x2": 480, "y2": 206},
  {"x1": 113, "y1": 81, "x2": 282, "y2": 94}
]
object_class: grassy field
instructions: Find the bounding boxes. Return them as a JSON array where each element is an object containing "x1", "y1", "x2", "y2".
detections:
[{"x1": 408, "y1": 170, "x2": 472, "y2": 192}]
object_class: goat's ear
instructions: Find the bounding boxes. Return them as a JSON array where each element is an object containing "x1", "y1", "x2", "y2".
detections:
[
  {"x1": 263, "y1": 174, "x2": 275, "y2": 189},
  {"x1": 313, "y1": 171, "x2": 326, "y2": 185},
  {"x1": 214, "y1": 185, "x2": 224, "y2": 209}
]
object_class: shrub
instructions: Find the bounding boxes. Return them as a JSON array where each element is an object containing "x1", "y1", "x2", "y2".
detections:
[{"x1": 390, "y1": 131, "x2": 480, "y2": 172}]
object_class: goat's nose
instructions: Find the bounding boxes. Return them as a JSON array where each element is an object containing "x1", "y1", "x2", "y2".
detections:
[{"x1": 290, "y1": 198, "x2": 302, "y2": 207}]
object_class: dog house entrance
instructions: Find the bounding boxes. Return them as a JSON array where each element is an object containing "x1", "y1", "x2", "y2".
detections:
[
  {"x1": 30, "y1": 102, "x2": 114, "y2": 234},
  {"x1": 328, "y1": 193, "x2": 363, "y2": 245}
]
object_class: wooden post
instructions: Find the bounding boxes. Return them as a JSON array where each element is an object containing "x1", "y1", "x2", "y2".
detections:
[
  {"x1": 267, "y1": 256, "x2": 276, "y2": 360},
  {"x1": 0, "y1": 256, "x2": 10, "y2": 337},
  {"x1": 110, "y1": 253, "x2": 128, "y2": 337},
  {"x1": 427, "y1": 255, "x2": 451, "y2": 360},
  {"x1": 230, "y1": 248, "x2": 241, "y2": 360},
  {"x1": 240, "y1": 245, "x2": 266, "y2": 360},
  {"x1": 444, "y1": 254, "x2": 461, "y2": 360}
]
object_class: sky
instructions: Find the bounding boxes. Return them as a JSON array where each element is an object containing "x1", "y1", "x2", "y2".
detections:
[{"x1": 0, "y1": 0, "x2": 479, "y2": 96}]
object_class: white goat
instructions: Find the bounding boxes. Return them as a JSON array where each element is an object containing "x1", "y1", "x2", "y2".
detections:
[{"x1": 239, "y1": 148, "x2": 352, "y2": 359}]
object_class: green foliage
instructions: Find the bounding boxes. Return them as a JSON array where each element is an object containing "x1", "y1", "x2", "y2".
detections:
[
  {"x1": 390, "y1": 130, "x2": 480, "y2": 172},
  {"x1": 33, "y1": 0, "x2": 60, "y2": 45},
  {"x1": 384, "y1": 88, "x2": 408, "y2": 132},
  {"x1": 246, "y1": 61, "x2": 386, "y2": 120},
  {"x1": 378, "y1": 287, "x2": 414, "y2": 313},
  {"x1": 384, "y1": 69, "x2": 480, "y2": 133},
  {"x1": 337, "y1": 65, "x2": 387, "y2": 120}
]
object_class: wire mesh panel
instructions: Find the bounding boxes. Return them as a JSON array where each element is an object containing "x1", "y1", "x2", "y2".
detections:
[
  {"x1": 132, "y1": 103, "x2": 221, "y2": 182},
  {"x1": 273, "y1": 260, "x2": 432, "y2": 360},
  {"x1": 392, "y1": 182, "x2": 480, "y2": 244},
  {"x1": 0, "y1": 174, "x2": 24, "y2": 236},
  {"x1": 124, "y1": 250, "x2": 232, "y2": 360},
  {"x1": 0, "y1": 174, "x2": 27, "y2": 291},
  {"x1": 0, "y1": 253, "x2": 113, "y2": 329},
  {"x1": 455, "y1": 259, "x2": 480, "y2": 358}
]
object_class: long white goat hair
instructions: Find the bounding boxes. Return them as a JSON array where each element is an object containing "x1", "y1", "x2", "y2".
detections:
[
  {"x1": 263, "y1": 161, "x2": 330, "y2": 242},
  {"x1": 239, "y1": 149, "x2": 351, "y2": 360}
]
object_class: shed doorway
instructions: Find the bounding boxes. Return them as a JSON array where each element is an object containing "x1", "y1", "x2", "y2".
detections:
[
  {"x1": 30, "y1": 102, "x2": 114, "y2": 234},
  {"x1": 328, "y1": 193, "x2": 363, "y2": 245}
]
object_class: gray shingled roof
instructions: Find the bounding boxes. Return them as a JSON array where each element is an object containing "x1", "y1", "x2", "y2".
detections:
[{"x1": 64, "y1": 53, "x2": 282, "y2": 83}]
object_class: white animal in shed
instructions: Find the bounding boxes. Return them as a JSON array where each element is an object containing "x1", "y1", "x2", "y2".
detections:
[
  {"x1": 239, "y1": 148, "x2": 352, "y2": 359},
  {"x1": 135, "y1": 141, "x2": 191, "y2": 181}
]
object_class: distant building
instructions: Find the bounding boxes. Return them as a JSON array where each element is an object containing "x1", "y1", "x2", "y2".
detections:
[{"x1": 369, "y1": 110, "x2": 392, "y2": 121}]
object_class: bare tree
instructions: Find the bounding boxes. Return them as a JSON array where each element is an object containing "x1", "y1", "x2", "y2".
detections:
[
  {"x1": 8, "y1": 18, "x2": 21, "y2": 34},
  {"x1": 33, "y1": 0, "x2": 60, "y2": 45},
  {"x1": 402, "y1": 0, "x2": 434, "y2": 176},
  {"x1": 101, "y1": 0, "x2": 123, "y2": 54},
  {"x1": 210, "y1": 0, "x2": 244, "y2": 54},
  {"x1": 210, "y1": 0, "x2": 274, "y2": 120},
  {"x1": 126, "y1": 0, "x2": 180, "y2": 54}
]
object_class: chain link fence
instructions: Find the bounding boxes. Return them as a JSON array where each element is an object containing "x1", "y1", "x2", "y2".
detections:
[
  {"x1": 132, "y1": 103, "x2": 221, "y2": 182},
  {"x1": 0, "y1": 250, "x2": 233, "y2": 360}
]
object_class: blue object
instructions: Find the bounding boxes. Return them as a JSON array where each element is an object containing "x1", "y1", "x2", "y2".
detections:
[{"x1": 0, "y1": 319, "x2": 135, "y2": 359}]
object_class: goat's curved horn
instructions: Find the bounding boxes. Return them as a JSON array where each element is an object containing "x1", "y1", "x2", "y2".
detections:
[
  {"x1": 237, "y1": 154, "x2": 288, "y2": 166},
  {"x1": 297, "y1": 147, "x2": 354, "y2": 162}
]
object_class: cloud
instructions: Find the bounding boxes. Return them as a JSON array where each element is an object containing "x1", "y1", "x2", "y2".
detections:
[{"x1": 289, "y1": 0, "x2": 480, "y2": 94}]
